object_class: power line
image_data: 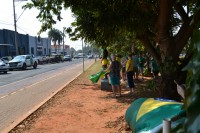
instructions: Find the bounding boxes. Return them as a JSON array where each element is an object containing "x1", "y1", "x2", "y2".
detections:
[
  {"x1": 0, "y1": 1, "x2": 23, "y2": 23},
  {"x1": 16, "y1": 9, "x2": 25, "y2": 22}
]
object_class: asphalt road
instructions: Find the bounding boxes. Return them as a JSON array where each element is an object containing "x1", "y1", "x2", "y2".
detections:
[{"x1": 0, "y1": 58, "x2": 95, "y2": 132}]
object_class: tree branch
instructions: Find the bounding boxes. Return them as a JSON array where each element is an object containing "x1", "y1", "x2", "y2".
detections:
[
  {"x1": 136, "y1": 33, "x2": 161, "y2": 64},
  {"x1": 174, "y1": 9, "x2": 200, "y2": 58},
  {"x1": 174, "y1": 3, "x2": 189, "y2": 22}
]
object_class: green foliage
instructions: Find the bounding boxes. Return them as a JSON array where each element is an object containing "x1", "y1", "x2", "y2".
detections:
[
  {"x1": 48, "y1": 28, "x2": 63, "y2": 45},
  {"x1": 183, "y1": 29, "x2": 200, "y2": 133},
  {"x1": 143, "y1": 67, "x2": 149, "y2": 76},
  {"x1": 146, "y1": 79, "x2": 156, "y2": 91}
]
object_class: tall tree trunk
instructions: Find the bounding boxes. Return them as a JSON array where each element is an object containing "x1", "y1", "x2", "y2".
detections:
[{"x1": 159, "y1": 62, "x2": 183, "y2": 101}]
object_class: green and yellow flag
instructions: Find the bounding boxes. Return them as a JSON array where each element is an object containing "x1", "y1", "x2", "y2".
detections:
[
  {"x1": 125, "y1": 98, "x2": 185, "y2": 133},
  {"x1": 89, "y1": 71, "x2": 107, "y2": 83}
]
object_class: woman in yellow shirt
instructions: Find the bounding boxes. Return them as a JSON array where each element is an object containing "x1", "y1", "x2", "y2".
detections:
[{"x1": 126, "y1": 54, "x2": 135, "y2": 94}]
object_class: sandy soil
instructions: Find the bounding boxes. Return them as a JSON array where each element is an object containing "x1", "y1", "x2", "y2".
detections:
[{"x1": 11, "y1": 61, "x2": 158, "y2": 133}]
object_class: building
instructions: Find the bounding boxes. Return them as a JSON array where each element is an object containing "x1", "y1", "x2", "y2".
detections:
[
  {"x1": 0, "y1": 29, "x2": 51, "y2": 57},
  {"x1": 29, "y1": 36, "x2": 51, "y2": 56},
  {"x1": 51, "y1": 44, "x2": 70, "y2": 55}
]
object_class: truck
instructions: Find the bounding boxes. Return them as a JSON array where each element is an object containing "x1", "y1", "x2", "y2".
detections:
[{"x1": 9, "y1": 55, "x2": 38, "y2": 70}]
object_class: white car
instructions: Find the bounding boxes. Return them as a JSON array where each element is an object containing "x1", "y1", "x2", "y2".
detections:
[
  {"x1": 9, "y1": 55, "x2": 38, "y2": 70},
  {"x1": 0, "y1": 59, "x2": 9, "y2": 74}
]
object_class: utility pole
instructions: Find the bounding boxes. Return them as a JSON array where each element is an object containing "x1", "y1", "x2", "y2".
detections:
[
  {"x1": 13, "y1": 0, "x2": 19, "y2": 55},
  {"x1": 82, "y1": 38, "x2": 84, "y2": 72},
  {"x1": 63, "y1": 27, "x2": 66, "y2": 55}
]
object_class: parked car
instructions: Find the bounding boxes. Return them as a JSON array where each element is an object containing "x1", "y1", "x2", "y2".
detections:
[
  {"x1": 49, "y1": 54, "x2": 64, "y2": 63},
  {"x1": 1, "y1": 56, "x2": 13, "y2": 63},
  {"x1": 0, "y1": 59, "x2": 9, "y2": 73},
  {"x1": 64, "y1": 55, "x2": 72, "y2": 61},
  {"x1": 73, "y1": 55, "x2": 79, "y2": 59},
  {"x1": 9, "y1": 55, "x2": 38, "y2": 70},
  {"x1": 87, "y1": 55, "x2": 93, "y2": 59}
]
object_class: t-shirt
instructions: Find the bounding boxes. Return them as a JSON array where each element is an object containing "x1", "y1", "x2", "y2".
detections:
[
  {"x1": 109, "y1": 61, "x2": 121, "y2": 77},
  {"x1": 132, "y1": 56, "x2": 139, "y2": 67},
  {"x1": 151, "y1": 59, "x2": 159, "y2": 72},
  {"x1": 138, "y1": 57, "x2": 145, "y2": 68},
  {"x1": 126, "y1": 59, "x2": 133, "y2": 72}
]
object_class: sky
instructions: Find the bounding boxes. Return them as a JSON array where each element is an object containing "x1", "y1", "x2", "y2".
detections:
[{"x1": 0, "y1": 0, "x2": 82, "y2": 50}]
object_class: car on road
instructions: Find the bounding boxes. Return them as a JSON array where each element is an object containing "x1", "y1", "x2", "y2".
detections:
[
  {"x1": 9, "y1": 55, "x2": 38, "y2": 70},
  {"x1": 73, "y1": 55, "x2": 79, "y2": 59},
  {"x1": 64, "y1": 55, "x2": 72, "y2": 61},
  {"x1": 0, "y1": 59, "x2": 9, "y2": 73},
  {"x1": 1, "y1": 56, "x2": 13, "y2": 63},
  {"x1": 87, "y1": 55, "x2": 93, "y2": 59}
]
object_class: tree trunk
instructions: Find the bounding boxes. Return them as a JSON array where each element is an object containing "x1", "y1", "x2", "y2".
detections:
[
  {"x1": 160, "y1": 71, "x2": 182, "y2": 101},
  {"x1": 158, "y1": 54, "x2": 188, "y2": 101}
]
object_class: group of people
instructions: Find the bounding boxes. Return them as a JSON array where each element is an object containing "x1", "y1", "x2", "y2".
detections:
[{"x1": 102, "y1": 52, "x2": 149, "y2": 98}]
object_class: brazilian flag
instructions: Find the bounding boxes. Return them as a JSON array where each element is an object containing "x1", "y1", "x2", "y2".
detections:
[
  {"x1": 125, "y1": 98, "x2": 185, "y2": 133},
  {"x1": 89, "y1": 71, "x2": 107, "y2": 83}
]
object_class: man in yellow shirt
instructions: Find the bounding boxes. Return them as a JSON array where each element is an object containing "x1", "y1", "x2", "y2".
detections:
[{"x1": 126, "y1": 54, "x2": 135, "y2": 94}]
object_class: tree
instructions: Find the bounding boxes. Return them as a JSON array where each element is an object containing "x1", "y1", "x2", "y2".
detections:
[
  {"x1": 24, "y1": 1, "x2": 200, "y2": 99},
  {"x1": 48, "y1": 28, "x2": 63, "y2": 53}
]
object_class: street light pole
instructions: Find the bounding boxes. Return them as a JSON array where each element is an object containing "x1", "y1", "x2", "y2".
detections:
[{"x1": 13, "y1": 0, "x2": 19, "y2": 55}]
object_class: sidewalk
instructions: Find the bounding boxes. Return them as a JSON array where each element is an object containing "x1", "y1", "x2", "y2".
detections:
[{"x1": 11, "y1": 61, "x2": 157, "y2": 133}]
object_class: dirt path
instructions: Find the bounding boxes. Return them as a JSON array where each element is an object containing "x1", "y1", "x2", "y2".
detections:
[{"x1": 11, "y1": 61, "x2": 158, "y2": 133}]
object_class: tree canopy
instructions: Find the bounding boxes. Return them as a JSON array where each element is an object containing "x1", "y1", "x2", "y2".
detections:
[{"x1": 48, "y1": 28, "x2": 63, "y2": 45}]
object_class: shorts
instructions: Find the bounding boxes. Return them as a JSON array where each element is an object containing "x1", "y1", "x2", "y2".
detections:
[{"x1": 110, "y1": 76, "x2": 120, "y2": 85}]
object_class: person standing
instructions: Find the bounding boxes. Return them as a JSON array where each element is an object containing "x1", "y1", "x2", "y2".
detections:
[
  {"x1": 121, "y1": 56, "x2": 127, "y2": 82},
  {"x1": 126, "y1": 54, "x2": 135, "y2": 94},
  {"x1": 138, "y1": 53, "x2": 145, "y2": 80},
  {"x1": 101, "y1": 48, "x2": 109, "y2": 79},
  {"x1": 132, "y1": 53, "x2": 139, "y2": 80},
  {"x1": 105, "y1": 54, "x2": 122, "y2": 97},
  {"x1": 150, "y1": 57, "x2": 159, "y2": 79}
]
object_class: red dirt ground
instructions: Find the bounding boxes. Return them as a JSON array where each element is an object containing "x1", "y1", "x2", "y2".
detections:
[{"x1": 11, "y1": 61, "x2": 158, "y2": 133}]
